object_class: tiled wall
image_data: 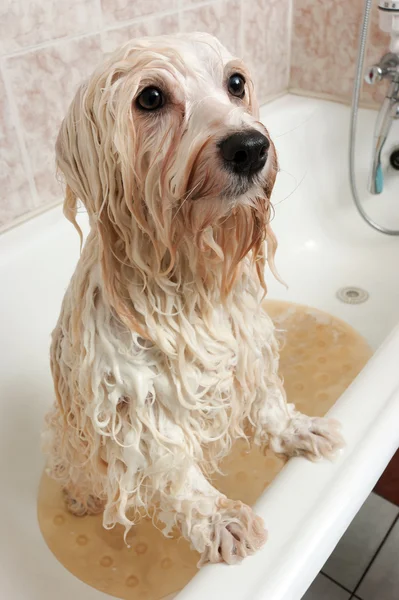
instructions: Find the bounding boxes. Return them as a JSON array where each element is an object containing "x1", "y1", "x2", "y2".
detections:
[
  {"x1": 0, "y1": 0, "x2": 291, "y2": 231},
  {"x1": 0, "y1": 0, "x2": 392, "y2": 232},
  {"x1": 290, "y1": 0, "x2": 390, "y2": 105}
]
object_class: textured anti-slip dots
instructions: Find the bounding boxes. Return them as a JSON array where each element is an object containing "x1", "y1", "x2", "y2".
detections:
[{"x1": 38, "y1": 300, "x2": 373, "y2": 600}]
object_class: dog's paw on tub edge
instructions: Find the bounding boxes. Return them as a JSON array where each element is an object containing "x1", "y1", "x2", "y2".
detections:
[
  {"x1": 271, "y1": 416, "x2": 346, "y2": 463},
  {"x1": 198, "y1": 501, "x2": 267, "y2": 567},
  {"x1": 292, "y1": 416, "x2": 345, "y2": 463}
]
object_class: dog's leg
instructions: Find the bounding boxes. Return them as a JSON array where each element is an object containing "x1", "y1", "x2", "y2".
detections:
[
  {"x1": 141, "y1": 416, "x2": 266, "y2": 565},
  {"x1": 44, "y1": 406, "x2": 105, "y2": 517},
  {"x1": 252, "y1": 382, "x2": 345, "y2": 461},
  {"x1": 157, "y1": 462, "x2": 266, "y2": 565},
  {"x1": 46, "y1": 454, "x2": 105, "y2": 517},
  {"x1": 62, "y1": 483, "x2": 105, "y2": 517}
]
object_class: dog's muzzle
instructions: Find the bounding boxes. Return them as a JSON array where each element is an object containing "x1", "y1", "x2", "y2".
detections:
[{"x1": 219, "y1": 130, "x2": 269, "y2": 176}]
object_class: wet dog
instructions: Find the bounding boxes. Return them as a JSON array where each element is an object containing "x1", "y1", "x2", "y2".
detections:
[{"x1": 44, "y1": 33, "x2": 344, "y2": 565}]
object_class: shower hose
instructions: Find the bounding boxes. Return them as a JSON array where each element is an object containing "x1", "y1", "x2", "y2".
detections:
[{"x1": 350, "y1": 0, "x2": 399, "y2": 235}]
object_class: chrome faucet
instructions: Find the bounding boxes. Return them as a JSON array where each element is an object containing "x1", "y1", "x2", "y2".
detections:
[{"x1": 365, "y1": 52, "x2": 399, "y2": 194}]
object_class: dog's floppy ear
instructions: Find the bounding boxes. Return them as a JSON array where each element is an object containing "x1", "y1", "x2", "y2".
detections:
[
  {"x1": 56, "y1": 83, "x2": 99, "y2": 216},
  {"x1": 56, "y1": 79, "x2": 127, "y2": 221},
  {"x1": 56, "y1": 76, "x2": 149, "y2": 338}
]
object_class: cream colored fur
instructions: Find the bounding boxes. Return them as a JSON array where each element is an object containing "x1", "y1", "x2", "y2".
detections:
[{"x1": 43, "y1": 33, "x2": 344, "y2": 565}]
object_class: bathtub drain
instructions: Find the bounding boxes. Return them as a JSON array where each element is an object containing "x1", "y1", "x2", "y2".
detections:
[{"x1": 336, "y1": 287, "x2": 369, "y2": 304}]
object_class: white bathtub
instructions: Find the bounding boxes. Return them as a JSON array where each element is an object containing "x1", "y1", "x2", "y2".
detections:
[{"x1": 0, "y1": 94, "x2": 398, "y2": 600}]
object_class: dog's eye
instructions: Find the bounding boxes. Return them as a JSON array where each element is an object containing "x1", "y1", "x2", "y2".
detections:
[
  {"x1": 227, "y1": 74, "x2": 246, "y2": 98},
  {"x1": 136, "y1": 87, "x2": 164, "y2": 111}
]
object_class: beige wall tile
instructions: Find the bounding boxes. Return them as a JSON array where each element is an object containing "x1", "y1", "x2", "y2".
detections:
[
  {"x1": 6, "y1": 35, "x2": 103, "y2": 209},
  {"x1": 243, "y1": 0, "x2": 290, "y2": 102},
  {"x1": 0, "y1": 0, "x2": 101, "y2": 55},
  {"x1": 152, "y1": 13, "x2": 180, "y2": 36},
  {"x1": 0, "y1": 71, "x2": 32, "y2": 228},
  {"x1": 182, "y1": 0, "x2": 242, "y2": 56},
  {"x1": 102, "y1": 13, "x2": 179, "y2": 55},
  {"x1": 101, "y1": 0, "x2": 178, "y2": 26},
  {"x1": 290, "y1": 0, "x2": 389, "y2": 105},
  {"x1": 290, "y1": 0, "x2": 362, "y2": 102},
  {"x1": 102, "y1": 22, "x2": 153, "y2": 55}
]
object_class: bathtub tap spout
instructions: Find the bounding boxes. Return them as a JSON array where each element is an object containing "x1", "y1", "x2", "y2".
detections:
[{"x1": 365, "y1": 53, "x2": 399, "y2": 194}]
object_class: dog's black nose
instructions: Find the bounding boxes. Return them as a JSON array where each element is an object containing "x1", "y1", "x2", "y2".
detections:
[{"x1": 219, "y1": 130, "x2": 269, "y2": 175}]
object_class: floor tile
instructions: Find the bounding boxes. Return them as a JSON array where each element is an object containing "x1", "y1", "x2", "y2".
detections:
[
  {"x1": 357, "y1": 517, "x2": 399, "y2": 600},
  {"x1": 302, "y1": 574, "x2": 350, "y2": 599},
  {"x1": 322, "y1": 492, "x2": 398, "y2": 591}
]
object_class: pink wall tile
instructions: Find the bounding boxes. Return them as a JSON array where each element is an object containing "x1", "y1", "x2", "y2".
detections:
[
  {"x1": 102, "y1": 13, "x2": 179, "y2": 55},
  {"x1": 102, "y1": 22, "x2": 153, "y2": 55},
  {"x1": 6, "y1": 36, "x2": 103, "y2": 209},
  {"x1": 0, "y1": 0, "x2": 100, "y2": 54},
  {"x1": 0, "y1": 72, "x2": 32, "y2": 228},
  {"x1": 182, "y1": 0, "x2": 241, "y2": 56},
  {"x1": 0, "y1": 0, "x2": 293, "y2": 231},
  {"x1": 152, "y1": 14, "x2": 180, "y2": 36},
  {"x1": 290, "y1": 0, "x2": 362, "y2": 101},
  {"x1": 101, "y1": 0, "x2": 178, "y2": 26},
  {"x1": 244, "y1": 0, "x2": 290, "y2": 102},
  {"x1": 290, "y1": 0, "x2": 390, "y2": 104}
]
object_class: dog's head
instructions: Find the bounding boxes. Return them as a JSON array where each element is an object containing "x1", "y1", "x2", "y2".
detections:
[{"x1": 57, "y1": 33, "x2": 278, "y2": 313}]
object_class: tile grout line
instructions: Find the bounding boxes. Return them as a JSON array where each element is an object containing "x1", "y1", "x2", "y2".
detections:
[
  {"x1": 349, "y1": 512, "x2": 399, "y2": 599},
  {"x1": 320, "y1": 571, "x2": 354, "y2": 595}
]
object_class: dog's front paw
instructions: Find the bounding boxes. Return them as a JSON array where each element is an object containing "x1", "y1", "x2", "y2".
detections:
[
  {"x1": 271, "y1": 416, "x2": 345, "y2": 461},
  {"x1": 305, "y1": 417, "x2": 345, "y2": 461},
  {"x1": 294, "y1": 416, "x2": 344, "y2": 461},
  {"x1": 198, "y1": 500, "x2": 267, "y2": 566}
]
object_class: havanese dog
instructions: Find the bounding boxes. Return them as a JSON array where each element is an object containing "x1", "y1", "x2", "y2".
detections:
[{"x1": 43, "y1": 32, "x2": 344, "y2": 566}]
